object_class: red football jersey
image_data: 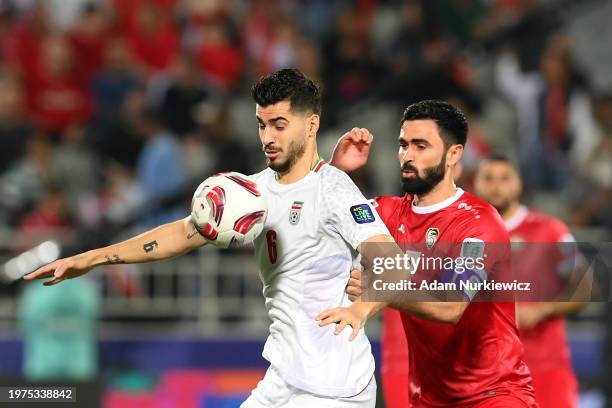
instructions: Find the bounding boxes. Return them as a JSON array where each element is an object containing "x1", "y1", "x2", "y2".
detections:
[
  {"x1": 375, "y1": 189, "x2": 537, "y2": 407},
  {"x1": 506, "y1": 206, "x2": 578, "y2": 408}
]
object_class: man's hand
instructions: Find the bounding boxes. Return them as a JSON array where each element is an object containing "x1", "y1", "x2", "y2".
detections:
[
  {"x1": 345, "y1": 269, "x2": 363, "y2": 301},
  {"x1": 316, "y1": 302, "x2": 371, "y2": 341},
  {"x1": 24, "y1": 253, "x2": 94, "y2": 286},
  {"x1": 330, "y1": 128, "x2": 373, "y2": 172}
]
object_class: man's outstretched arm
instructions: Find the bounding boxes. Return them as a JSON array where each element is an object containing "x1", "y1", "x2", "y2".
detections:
[{"x1": 24, "y1": 217, "x2": 207, "y2": 286}]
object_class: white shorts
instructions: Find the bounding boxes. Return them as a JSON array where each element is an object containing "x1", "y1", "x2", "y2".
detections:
[{"x1": 241, "y1": 365, "x2": 376, "y2": 408}]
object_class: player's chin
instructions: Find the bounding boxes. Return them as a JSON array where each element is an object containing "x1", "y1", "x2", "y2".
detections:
[
  {"x1": 488, "y1": 197, "x2": 507, "y2": 208},
  {"x1": 267, "y1": 158, "x2": 288, "y2": 172},
  {"x1": 401, "y1": 175, "x2": 418, "y2": 183}
]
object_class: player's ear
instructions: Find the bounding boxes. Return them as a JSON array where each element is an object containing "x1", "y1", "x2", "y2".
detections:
[
  {"x1": 446, "y1": 144, "x2": 463, "y2": 166},
  {"x1": 307, "y1": 114, "x2": 320, "y2": 138}
]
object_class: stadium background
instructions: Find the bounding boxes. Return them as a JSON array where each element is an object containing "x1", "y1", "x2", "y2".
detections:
[{"x1": 0, "y1": 0, "x2": 610, "y2": 407}]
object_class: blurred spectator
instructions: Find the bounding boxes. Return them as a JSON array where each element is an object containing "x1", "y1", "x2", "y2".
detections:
[
  {"x1": 0, "y1": 71, "x2": 31, "y2": 174},
  {"x1": 92, "y1": 38, "x2": 141, "y2": 122},
  {"x1": 4, "y1": 1, "x2": 50, "y2": 76},
  {"x1": 322, "y1": 6, "x2": 383, "y2": 122},
  {"x1": 20, "y1": 279, "x2": 100, "y2": 381},
  {"x1": 451, "y1": 96, "x2": 491, "y2": 192},
  {"x1": 113, "y1": 0, "x2": 177, "y2": 34},
  {"x1": 122, "y1": 0, "x2": 180, "y2": 74},
  {"x1": 19, "y1": 186, "x2": 72, "y2": 233},
  {"x1": 135, "y1": 108, "x2": 188, "y2": 227},
  {"x1": 243, "y1": 0, "x2": 283, "y2": 77},
  {"x1": 497, "y1": 0, "x2": 560, "y2": 73},
  {"x1": 69, "y1": 2, "x2": 112, "y2": 80},
  {"x1": 428, "y1": 0, "x2": 489, "y2": 46},
  {"x1": 246, "y1": 17, "x2": 304, "y2": 78},
  {"x1": 1, "y1": 135, "x2": 55, "y2": 223},
  {"x1": 26, "y1": 35, "x2": 91, "y2": 135},
  {"x1": 197, "y1": 18, "x2": 244, "y2": 90},
  {"x1": 51, "y1": 125, "x2": 101, "y2": 218},
  {"x1": 195, "y1": 104, "x2": 253, "y2": 177},
  {"x1": 44, "y1": 0, "x2": 98, "y2": 31},
  {"x1": 158, "y1": 54, "x2": 210, "y2": 137},
  {"x1": 496, "y1": 32, "x2": 588, "y2": 192},
  {"x1": 91, "y1": 78, "x2": 145, "y2": 168},
  {"x1": 99, "y1": 163, "x2": 144, "y2": 226},
  {"x1": 0, "y1": 2, "x2": 17, "y2": 62},
  {"x1": 387, "y1": 1, "x2": 427, "y2": 77},
  {"x1": 293, "y1": 36, "x2": 320, "y2": 83},
  {"x1": 569, "y1": 92, "x2": 612, "y2": 229}
]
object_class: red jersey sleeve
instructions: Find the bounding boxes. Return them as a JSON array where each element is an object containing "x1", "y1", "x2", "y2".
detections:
[
  {"x1": 371, "y1": 195, "x2": 407, "y2": 235},
  {"x1": 545, "y1": 216, "x2": 584, "y2": 279}
]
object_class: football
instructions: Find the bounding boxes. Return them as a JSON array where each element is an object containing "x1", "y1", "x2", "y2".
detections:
[{"x1": 190, "y1": 172, "x2": 267, "y2": 248}]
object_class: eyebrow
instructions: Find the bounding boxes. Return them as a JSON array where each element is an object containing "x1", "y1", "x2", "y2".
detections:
[
  {"x1": 398, "y1": 137, "x2": 430, "y2": 144},
  {"x1": 256, "y1": 116, "x2": 289, "y2": 124}
]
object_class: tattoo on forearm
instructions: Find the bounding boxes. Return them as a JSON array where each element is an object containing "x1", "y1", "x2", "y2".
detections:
[
  {"x1": 186, "y1": 225, "x2": 199, "y2": 240},
  {"x1": 143, "y1": 240, "x2": 159, "y2": 253},
  {"x1": 105, "y1": 255, "x2": 125, "y2": 264}
]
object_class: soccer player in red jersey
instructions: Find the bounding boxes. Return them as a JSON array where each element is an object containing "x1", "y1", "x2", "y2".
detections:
[
  {"x1": 317, "y1": 100, "x2": 538, "y2": 407},
  {"x1": 474, "y1": 156, "x2": 588, "y2": 408}
]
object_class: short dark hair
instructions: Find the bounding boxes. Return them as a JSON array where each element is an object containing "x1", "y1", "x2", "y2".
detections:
[
  {"x1": 484, "y1": 154, "x2": 513, "y2": 164},
  {"x1": 481, "y1": 154, "x2": 519, "y2": 171},
  {"x1": 251, "y1": 68, "x2": 322, "y2": 115},
  {"x1": 401, "y1": 100, "x2": 468, "y2": 147}
]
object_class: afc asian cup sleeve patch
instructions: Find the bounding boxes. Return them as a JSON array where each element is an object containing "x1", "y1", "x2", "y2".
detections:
[{"x1": 350, "y1": 204, "x2": 376, "y2": 224}]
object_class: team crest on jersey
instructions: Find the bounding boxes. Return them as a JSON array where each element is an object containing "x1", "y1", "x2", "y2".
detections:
[
  {"x1": 426, "y1": 228, "x2": 439, "y2": 248},
  {"x1": 289, "y1": 201, "x2": 303, "y2": 225}
]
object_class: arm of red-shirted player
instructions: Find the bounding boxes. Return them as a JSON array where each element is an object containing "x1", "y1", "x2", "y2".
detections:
[
  {"x1": 517, "y1": 264, "x2": 591, "y2": 328},
  {"x1": 23, "y1": 216, "x2": 208, "y2": 286},
  {"x1": 518, "y1": 299, "x2": 588, "y2": 330},
  {"x1": 317, "y1": 234, "x2": 469, "y2": 340},
  {"x1": 517, "y1": 231, "x2": 591, "y2": 329},
  {"x1": 343, "y1": 267, "x2": 468, "y2": 324},
  {"x1": 329, "y1": 128, "x2": 373, "y2": 173}
]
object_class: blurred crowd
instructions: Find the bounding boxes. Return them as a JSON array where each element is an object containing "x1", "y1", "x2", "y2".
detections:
[{"x1": 0, "y1": 0, "x2": 610, "y2": 253}]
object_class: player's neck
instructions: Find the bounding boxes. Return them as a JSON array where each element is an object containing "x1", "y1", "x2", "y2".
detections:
[
  {"x1": 500, "y1": 201, "x2": 521, "y2": 221},
  {"x1": 413, "y1": 178, "x2": 458, "y2": 207},
  {"x1": 276, "y1": 148, "x2": 320, "y2": 185}
]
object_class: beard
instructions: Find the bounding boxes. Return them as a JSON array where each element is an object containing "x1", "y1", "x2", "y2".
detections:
[
  {"x1": 490, "y1": 198, "x2": 512, "y2": 216},
  {"x1": 401, "y1": 156, "x2": 446, "y2": 195},
  {"x1": 265, "y1": 137, "x2": 307, "y2": 174}
]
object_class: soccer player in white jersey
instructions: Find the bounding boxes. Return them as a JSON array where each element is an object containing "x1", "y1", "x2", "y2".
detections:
[{"x1": 25, "y1": 69, "x2": 401, "y2": 407}]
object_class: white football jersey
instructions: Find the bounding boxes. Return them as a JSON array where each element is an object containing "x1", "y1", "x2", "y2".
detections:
[{"x1": 250, "y1": 161, "x2": 390, "y2": 398}]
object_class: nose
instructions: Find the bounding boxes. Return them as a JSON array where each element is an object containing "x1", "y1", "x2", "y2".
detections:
[
  {"x1": 399, "y1": 148, "x2": 413, "y2": 166},
  {"x1": 261, "y1": 127, "x2": 275, "y2": 147}
]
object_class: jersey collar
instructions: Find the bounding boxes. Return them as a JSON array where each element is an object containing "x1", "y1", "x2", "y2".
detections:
[
  {"x1": 311, "y1": 156, "x2": 326, "y2": 173},
  {"x1": 411, "y1": 188, "x2": 465, "y2": 214},
  {"x1": 503, "y1": 205, "x2": 528, "y2": 231}
]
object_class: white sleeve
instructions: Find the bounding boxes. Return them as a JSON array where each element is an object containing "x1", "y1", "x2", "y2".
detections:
[{"x1": 320, "y1": 167, "x2": 390, "y2": 249}]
